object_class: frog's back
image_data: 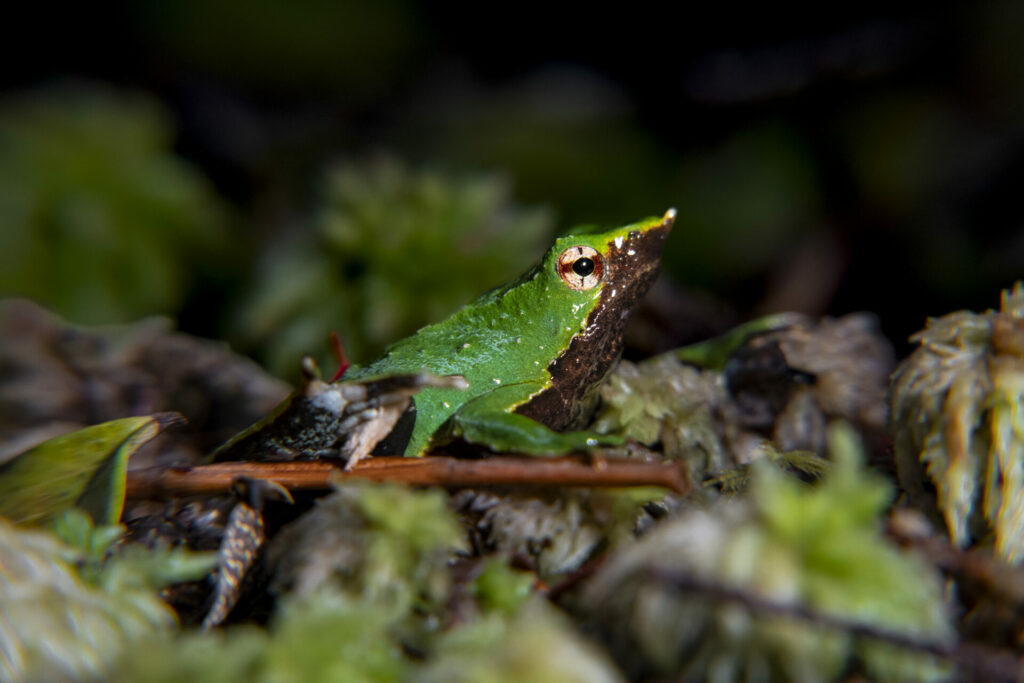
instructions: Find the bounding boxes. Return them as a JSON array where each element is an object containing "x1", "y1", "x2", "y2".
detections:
[
  {"x1": 341, "y1": 280, "x2": 560, "y2": 455},
  {"x1": 347, "y1": 270, "x2": 565, "y2": 391}
]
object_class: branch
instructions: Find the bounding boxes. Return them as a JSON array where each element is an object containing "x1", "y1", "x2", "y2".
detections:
[
  {"x1": 650, "y1": 569, "x2": 1024, "y2": 682},
  {"x1": 887, "y1": 512, "x2": 1024, "y2": 604},
  {"x1": 126, "y1": 455, "x2": 689, "y2": 499}
]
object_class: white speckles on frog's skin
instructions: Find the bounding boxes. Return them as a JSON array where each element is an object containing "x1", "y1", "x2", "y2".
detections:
[
  {"x1": 614, "y1": 236, "x2": 624, "y2": 249},
  {"x1": 534, "y1": 360, "x2": 540, "y2": 366},
  {"x1": 462, "y1": 343, "x2": 471, "y2": 349},
  {"x1": 516, "y1": 337, "x2": 522, "y2": 343},
  {"x1": 443, "y1": 401, "x2": 450, "y2": 409},
  {"x1": 610, "y1": 288, "x2": 617, "y2": 298},
  {"x1": 539, "y1": 345, "x2": 545, "y2": 350},
  {"x1": 493, "y1": 378, "x2": 502, "y2": 384},
  {"x1": 627, "y1": 249, "x2": 636, "y2": 256},
  {"x1": 586, "y1": 438, "x2": 598, "y2": 447}
]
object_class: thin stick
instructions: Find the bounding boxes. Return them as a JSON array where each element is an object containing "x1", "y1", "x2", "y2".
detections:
[
  {"x1": 651, "y1": 569, "x2": 1024, "y2": 681},
  {"x1": 887, "y1": 514, "x2": 1024, "y2": 603},
  {"x1": 126, "y1": 455, "x2": 689, "y2": 499}
]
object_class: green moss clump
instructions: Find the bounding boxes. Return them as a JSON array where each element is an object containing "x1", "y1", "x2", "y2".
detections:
[
  {"x1": 413, "y1": 599, "x2": 624, "y2": 683},
  {"x1": 0, "y1": 510, "x2": 213, "y2": 681},
  {"x1": 579, "y1": 424, "x2": 953, "y2": 682},
  {"x1": 267, "y1": 482, "x2": 466, "y2": 620},
  {"x1": 115, "y1": 591, "x2": 409, "y2": 683}
]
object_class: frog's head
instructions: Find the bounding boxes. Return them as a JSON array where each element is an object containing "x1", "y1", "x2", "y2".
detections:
[
  {"x1": 549, "y1": 208, "x2": 675, "y2": 306},
  {"x1": 517, "y1": 209, "x2": 675, "y2": 429}
]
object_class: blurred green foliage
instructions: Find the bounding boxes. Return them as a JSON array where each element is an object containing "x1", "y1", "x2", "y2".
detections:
[
  {"x1": 407, "y1": 75, "x2": 821, "y2": 293},
  {"x1": 0, "y1": 84, "x2": 231, "y2": 325},
  {"x1": 114, "y1": 483, "x2": 626, "y2": 683},
  {"x1": 471, "y1": 559, "x2": 535, "y2": 616},
  {"x1": 581, "y1": 423, "x2": 952, "y2": 682},
  {"x1": 116, "y1": 590, "x2": 410, "y2": 683},
  {"x1": 1, "y1": 5, "x2": 1022, "y2": 366},
  {"x1": 414, "y1": 600, "x2": 624, "y2": 683},
  {"x1": 0, "y1": 510, "x2": 213, "y2": 682},
  {"x1": 115, "y1": 587, "x2": 625, "y2": 683},
  {"x1": 747, "y1": 426, "x2": 951, "y2": 680},
  {"x1": 235, "y1": 158, "x2": 553, "y2": 375},
  {"x1": 267, "y1": 482, "x2": 467, "y2": 625}
]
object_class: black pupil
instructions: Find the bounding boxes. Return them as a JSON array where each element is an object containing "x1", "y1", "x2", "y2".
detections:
[{"x1": 572, "y1": 257, "x2": 595, "y2": 277}]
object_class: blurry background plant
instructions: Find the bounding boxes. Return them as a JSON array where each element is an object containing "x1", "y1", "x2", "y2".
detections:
[
  {"x1": 234, "y1": 158, "x2": 552, "y2": 375},
  {"x1": 0, "y1": 84, "x2": 233, "y2": 325},
  {"x1": 0, "y1": 2, "x2": 1020, "y2": 372}
]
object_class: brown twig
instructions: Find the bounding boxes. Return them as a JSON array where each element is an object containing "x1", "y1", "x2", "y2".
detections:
[
  {"x1": 887, "y1": 511, "x2": 1024, "y2": 604},
  {"x1": 126, "y1": 455, "x2": 689, "y2": 499}
]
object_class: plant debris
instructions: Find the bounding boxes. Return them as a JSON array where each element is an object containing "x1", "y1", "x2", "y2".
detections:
[
  {"x1": 891, "y1": 282, "x2": 1024, "y2": 562},
  {"x1": 6, "y1": 289, "x2": 1024, "y2": 682}
]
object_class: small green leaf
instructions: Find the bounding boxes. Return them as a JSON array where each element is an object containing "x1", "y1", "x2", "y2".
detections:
[
  {"x1": 51, "y1": 507, "x2": 95, "y2": 549},
  {"x1": 673, "y1": 313, "x2": 804, "y2": 370},
  {"x1": 0, "y1": 413, "x2": 182, "y2": 527},
  {"x1": 51, "y1": 509, "x2": 124, "y2": 583}
]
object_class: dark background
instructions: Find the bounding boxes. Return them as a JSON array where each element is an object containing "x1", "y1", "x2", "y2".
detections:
[{"x1": 2, "y1": 1, "x2": 1022, "y2": 372}]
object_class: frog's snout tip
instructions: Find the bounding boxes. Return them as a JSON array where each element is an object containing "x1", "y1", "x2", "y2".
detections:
[{"x1": 662, "y1": 208, "x2": 677, "y2": 226}]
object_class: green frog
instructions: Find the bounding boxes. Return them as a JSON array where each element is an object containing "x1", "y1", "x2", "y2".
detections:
[{"x1": 342, "y1": 209, "x2": 675, "y2": 458}]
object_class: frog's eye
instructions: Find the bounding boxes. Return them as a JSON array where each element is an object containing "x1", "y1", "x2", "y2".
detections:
[{"x1": 557, "y1": 245, "x2": 604, "y2": 291}]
